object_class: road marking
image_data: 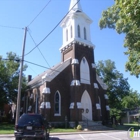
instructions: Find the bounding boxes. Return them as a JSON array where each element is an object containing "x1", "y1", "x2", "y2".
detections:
[
  {"x1": 79, "y1": 134, "x2": 87, "y2": 140},
  {"x1": 101, "y1": 133, "x2": 121, "y2": 140},
  {"x1": 49, "y1": 136, "x2": 53, "y2": 140}
]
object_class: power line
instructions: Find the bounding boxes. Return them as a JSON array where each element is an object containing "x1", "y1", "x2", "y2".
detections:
[
  {"x1": 24, "y1": 59, "x2": 60, "y2": 72},
  {"x1": 0, "y1": 1, "x2": 52, "y2": 31},
  {"x1": 27, "y1": 30, "x2": 51, "y2": 68},
  {"x1": 0, "y1": 24, "x2": 24, "y2": 30},
  {"x1": 28, "y1": 65, "x2": 39, "y2": 75},
  {"x1": 2, "y1": 57, "x2": 91, "y2": 77},
  {"x1": 24, "y1": 0, "x2": 80, "y2": 57},
  {"x1": 24, "y1": 59, "x2": 90, "y2": 82},
  {"x1": 27, "y1": 0, "x2": 52, "y2": 27},
  {"x1": 2, "y1": 58, "x2": 94, "y2": 82}
]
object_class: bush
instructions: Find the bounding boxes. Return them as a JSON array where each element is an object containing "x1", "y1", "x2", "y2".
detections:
[{"x1": 77, "y1": 125, "x2": 82, "y2": 130}]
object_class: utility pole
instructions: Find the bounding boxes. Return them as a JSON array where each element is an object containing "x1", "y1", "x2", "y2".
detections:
[{"x1": 15, "y1": 27, "x2": 27, "y2": 125}]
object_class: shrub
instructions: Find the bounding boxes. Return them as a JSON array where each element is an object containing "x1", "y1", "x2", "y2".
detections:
[{"x1": 77, "y1": 125, "x2": 82, "y2": 130}]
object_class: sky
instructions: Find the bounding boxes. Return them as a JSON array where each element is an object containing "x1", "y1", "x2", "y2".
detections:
[{"x1": 0, "y1": 0, "x2": 139, "y2": 93}]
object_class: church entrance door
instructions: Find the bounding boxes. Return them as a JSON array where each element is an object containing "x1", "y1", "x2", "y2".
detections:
[{"x1": 81, "y1": 90, "x2": 92, "y2": 121}]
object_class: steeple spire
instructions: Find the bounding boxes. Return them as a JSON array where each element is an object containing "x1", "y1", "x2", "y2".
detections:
[
  {"x1": 69, "y1": 0, "x2": 82, "y2": 12},
  {"x1": 60, "y1": 0, "x2": 94, "y2": 53}
]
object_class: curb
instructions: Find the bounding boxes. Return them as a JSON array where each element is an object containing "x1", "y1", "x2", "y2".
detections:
[
  {"x1": 0, "y1": 130, "x2": 125, "y2": 137},
  {"x1": 0, "y1": 134, "x2": 14, "y2": 137}
]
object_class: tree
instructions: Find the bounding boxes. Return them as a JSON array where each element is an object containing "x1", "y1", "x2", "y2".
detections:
[
  {"x1": 96, "y1": 59, "x2": 130, "y2": 118},
  {"x1": 122, "y1": 89, "x2": 140, "y2": 109},
  {"x1": 0, "y1": 52, "x2": 27, "y2": 109},
  {"x1": 99, "y1": 0, "x2": 140, "y2": 77}
]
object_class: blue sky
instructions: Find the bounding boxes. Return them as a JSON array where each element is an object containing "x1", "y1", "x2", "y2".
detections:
[{"x1": 0, "y1": 0, "x2": 139, "y2": 93}]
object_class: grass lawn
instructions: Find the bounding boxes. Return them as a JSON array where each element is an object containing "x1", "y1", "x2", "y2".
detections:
[
  {"x1": 0, "y1": 122, "x2": 78, "y2": 134},
  {"x1": 1, "y1": 122, "x2": 140, "y2": 135},
  {"x1": 50, "y1": 128, "x2": 78, "y2": 133},
  {"x1": 0, "y1": 122, "x2": 15, "y2": 134},
  {"x1": 114, "y1": 123, "x2": 140, "y2": 130}
]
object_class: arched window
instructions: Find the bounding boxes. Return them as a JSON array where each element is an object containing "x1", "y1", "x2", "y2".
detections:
[
  {"x1": 71, "y1": 26, "x2": 73, "y2": 38},
  {"x1": 54, "y1": 91, "x2": 61, "y2": 115},
  {"x1": 66, "y1": 29, "x2": 68, "y2": 41},
  {"x1": 84, "y1": 27, "x2": 87, "y2": 40},
  {"x1": 80, "y1": 57, "x2": 90, "y2": 84},
  {"x1": 78, "y1": 25, "x2": 80, "y2": 37}
]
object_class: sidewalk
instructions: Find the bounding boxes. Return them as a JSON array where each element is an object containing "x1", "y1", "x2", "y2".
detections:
[
  {"x1": 0, "y1": 134, "x2": 14, "y2": 137},
  {"x1": 0, "y1": 129, "x2": 124, "y2": 137}
]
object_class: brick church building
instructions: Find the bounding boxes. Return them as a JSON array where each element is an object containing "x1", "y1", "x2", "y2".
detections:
[{"x1": 23, "y1": 0, "x2": 110, "y2": 127}]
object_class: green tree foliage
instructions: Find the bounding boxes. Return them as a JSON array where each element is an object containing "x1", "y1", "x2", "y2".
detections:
[
  {"x1": 99, "y1": 0, "x2": 140, "y2": 77},
  {"x1": 122, "y1": 89, "x2": 140, "y2": 109},
  {"x1": 0, "y1": 52, "x2": 27, "y2": 109},
  {"x1": 96, "y1": 60, "x2": 130, "y2": 117}
]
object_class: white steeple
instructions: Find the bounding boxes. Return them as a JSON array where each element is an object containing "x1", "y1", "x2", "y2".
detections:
[
  {"x1": 60, "y1": 0, "x2": 94, "y2": 52},
  {"x1": 69, "y1": 0, "x2": 82, "y2": 12}
]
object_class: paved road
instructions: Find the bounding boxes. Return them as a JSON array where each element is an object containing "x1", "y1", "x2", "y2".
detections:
[
  {"x1": 0, "y1": 131, "x2": 135, "y2": 140},
  {"x1": 50, "y1": 131, "x2": 130, "y2": 140}
]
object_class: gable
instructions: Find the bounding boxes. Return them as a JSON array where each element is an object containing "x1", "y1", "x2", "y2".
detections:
[{"x1": 28, "y1": 58, "x2": 71, "y2": 88}]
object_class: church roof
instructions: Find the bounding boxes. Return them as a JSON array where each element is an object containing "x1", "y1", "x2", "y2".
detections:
[
  {"x1": 28, "y1": 58, "x2": 71, "y2": 88},
  {"x1": 96, "y1": 74, "x2": 108, "y2": 90},
  {"x1": 69, "y1": 0, "x2": 82, "y2": 12}
]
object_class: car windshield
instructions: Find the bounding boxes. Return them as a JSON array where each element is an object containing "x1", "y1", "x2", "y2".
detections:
[{"x1": 18, "y1": 114, "x2": 43, "y2": 125}]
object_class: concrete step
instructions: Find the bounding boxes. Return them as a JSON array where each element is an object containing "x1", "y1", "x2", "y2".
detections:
[
  {"x1": 81, "y1": 121, "x2": 113, "y2": 131},
  {"x1": 82, "y1": 121, "x2": 102, "y2": 127}
]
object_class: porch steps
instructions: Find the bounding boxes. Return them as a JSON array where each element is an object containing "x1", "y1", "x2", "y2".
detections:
[{"x1": 82, "y1": 121, "x2": 112, "y2": 131}]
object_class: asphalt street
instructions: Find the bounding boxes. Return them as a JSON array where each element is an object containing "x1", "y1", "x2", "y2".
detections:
[{"x1": 0, "y1": 131, "x2": 135, "y2": 140}]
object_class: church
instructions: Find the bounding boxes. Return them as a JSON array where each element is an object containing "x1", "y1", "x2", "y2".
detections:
[{"x1": 23, "y1": 0, "x2": 110, "y2": 127}]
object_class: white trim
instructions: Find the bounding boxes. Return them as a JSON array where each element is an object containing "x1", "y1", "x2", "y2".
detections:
[
  {"x1": 71, "y1": 59, "x2": 79, "y2": 65},
  {"x1": 42, "y1": 87, "x2": 50, "y2": 94},
  {"x1": 71, "y1": 80, "x2": 81, "y2": 86},
  {"x1": 69, "y1": 102, "x2": 74, "y2": 109},
  {"x1": 28, "y1": 106, "x2": 32, "y2": 111},
  {"x1": 94, "y1": 83, "x2": 99, "y2": 89},
  {"x1": 106, "y1": 105, "x2": 110, "y2": 110},
  {"x1": 92, "y1": 63, "x2": 96, "y2": 68},
  {"x1": 40, "y1": 102, "x2": 51, "y2": 109},
  {"x1": 30, "y1": 93, "x2": 33, "y2": 99},
  {"x1": 96, "y1": 103, "x2": 101, "y2": 109},
  {"x1": 59, "y1": 40, "x2": 95, "y2": 53},
  {"x1": 54, "y1": 114, "x2": 61, "y2": 116},
  {"x1": 104, "y1": 94, "x2": 109, "y2": 99},
  {"x1": 77, "y1": 102, "x2": 82, "y2": 109}
]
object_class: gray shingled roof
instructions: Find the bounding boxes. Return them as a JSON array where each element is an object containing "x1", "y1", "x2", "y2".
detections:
[{"x1": 28, "y1": 58, "x2": 71, "y2": 87}]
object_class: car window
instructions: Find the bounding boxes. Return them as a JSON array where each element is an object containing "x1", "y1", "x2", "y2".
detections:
[{"x1": 18, "y1": 114, "x2": 43, "y2": 125}]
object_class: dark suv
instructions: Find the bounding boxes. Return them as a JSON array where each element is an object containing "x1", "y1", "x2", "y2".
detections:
[{"x1": 14, "y1": 113, "x2": 49, "y2": 140}]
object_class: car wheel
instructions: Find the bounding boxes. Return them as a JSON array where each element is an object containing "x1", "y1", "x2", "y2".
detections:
[
  {"x1": 15, "y1": 138, "x2": 22, "y2": 140},
  {"x1": 46, "y1": 133, "x2": 49, "y2": 140},
  {"x1": 34, "y1": 138, "x2": 39, "y2": 140}
]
